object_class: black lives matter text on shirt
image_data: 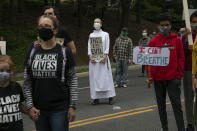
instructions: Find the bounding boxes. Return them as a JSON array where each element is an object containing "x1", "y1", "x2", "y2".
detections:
[
  {"x1": 28, "y1": 44, "x2": 75, "y2": 112},
  {"x1": 31, "y1": 53, "x2": 58, "y2": 78},
  {"x1": 0, "y1": 81, "x2": 24, "y2": 131}
]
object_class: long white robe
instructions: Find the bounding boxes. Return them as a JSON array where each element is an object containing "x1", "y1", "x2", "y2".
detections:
[{"x1": 88, "y1": 30, "x2": 116, "y2": 99}]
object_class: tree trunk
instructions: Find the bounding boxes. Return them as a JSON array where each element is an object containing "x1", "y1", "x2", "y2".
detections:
[
  {"x1": 119, "y1": 0, "x2": 131, "y2": 30},
  {"x1": 56, "y1": 0, "x2": 60, "y2": 7},
  {"x1": 17, "y1": 0, "x2": 24, "y2": 13},
  {"x1": 192, "y1": 0, "x2": 197, "y2": 8},
  {"x1": 136, "y1": 0, "x2": 141, "y2": 23},
  {"x1": 77, "y1": 0, "x2": 82, "y2": 27},
  {"x1": 116, "y1": 0, "x2": 120, "y2": 22},
  {"x1": 9, "y1": 0, "x2": 15, "y2": 24},
  {"x1": 44, "y1": 0, "x2": 48, "y2": 5}
]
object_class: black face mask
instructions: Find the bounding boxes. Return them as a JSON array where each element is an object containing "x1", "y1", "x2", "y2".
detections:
[{"x1": 38, "y1": 28, "x2": 54, "y2": 41}]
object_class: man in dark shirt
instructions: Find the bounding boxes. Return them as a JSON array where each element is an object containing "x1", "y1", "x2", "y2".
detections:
[{"x1": 43, "y1": 6, "x2": 76, "y2": 54}]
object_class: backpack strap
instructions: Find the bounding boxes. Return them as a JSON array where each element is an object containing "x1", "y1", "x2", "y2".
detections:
[{"x1": 61, "y1": 46, "x2": 67, "y2": 83}]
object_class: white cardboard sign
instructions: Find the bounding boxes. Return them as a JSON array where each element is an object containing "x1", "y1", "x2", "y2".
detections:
[
  {"x1": 133, "y1": 46, "x2": 170, "y2": 66},
  {"x1": 90, "y1": 37, "x2": 104, "y2": 62},
  {"x1": 0, "y1": 41, "x2": 6, "y2": 55}
]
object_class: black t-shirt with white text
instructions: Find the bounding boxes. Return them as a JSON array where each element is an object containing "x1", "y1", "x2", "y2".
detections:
[
  {"x1": 29, "y1": 44, "x2": 75, "y2": 112},
  {"x1": 0, "y1": 81, "x2": 24, "y2": 131}
]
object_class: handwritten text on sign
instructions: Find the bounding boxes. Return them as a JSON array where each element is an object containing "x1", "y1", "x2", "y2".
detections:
[
  {"x1": 90, "y1": 37, "x2": 104, "y2": 62},
  {"x1": 133, "y1": 46, "x2": 170, "y2": 66}
]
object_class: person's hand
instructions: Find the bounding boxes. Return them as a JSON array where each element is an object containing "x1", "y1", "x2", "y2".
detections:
[
  {"x1": 183, "y1": 28, "x2": 192, "y2": 35},
  {"x1": 100, "y1": 55, "x2": 107, "y2": 64},
  {"x1": 188, "y1": 45, "x2": 193, "y2": 51},
  {"x1": 68, "y1": 107, "x2": 76, "y2": 122},
  {"x1": 33, "y1": 40, "x2": 40, "y2": 47},
  {"x1": 89, "y1": 55, "x2": 96, "y2": 63},
  {"x1": 91, "y1": 59, "x2": 96, "y2": 63},
  {"x1": 100, "y1": 57, "x2": 107, "y2": 63},
  {"x1": 28, "y1": 107, "x2": 40, "y2": 121},
  {"x1": 192, "y1": 75, "x2": 197, "y2": 92},
  {"x1": 146, "y1": 78, "x2": 153, "y2": 88}
]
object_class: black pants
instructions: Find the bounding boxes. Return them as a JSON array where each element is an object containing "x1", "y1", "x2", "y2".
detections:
[
  {"x1": 154, "y1": 79, "x2": 185, "y2": 131},
  {"x1": 142, "y1": 65, "x2": 145, "y2": 74}
]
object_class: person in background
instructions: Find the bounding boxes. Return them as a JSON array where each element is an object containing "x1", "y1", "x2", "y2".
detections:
[
  {"x1": 88, "y1": 18, "x2": 116, "y2": 105},
  {"x1": 113, "y1": 27, "x2": 133, "y2": 88},
  {"x1": 138, "y1": 29, "x2": 150, "y2": 77},
  {"x1": 43, "y1": 6, "x2": 76, "y2": 54},
  {"x1": 28, "y1": 6, "x2": 76, "y2": 55},
  {"x1": 146, "y1": 13, "x2": 185, "y2": 131},
  {"x1": 0, "y1": 55, "x2": 27, "y2": 131},
  {"x1": 181, "y1": 11, "x2": 197, "y2": 131}
]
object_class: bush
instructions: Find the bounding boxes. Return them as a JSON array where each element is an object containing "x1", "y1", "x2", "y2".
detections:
[{"x1": 0, "y1": 25, "x2": 37, "y2": 72}]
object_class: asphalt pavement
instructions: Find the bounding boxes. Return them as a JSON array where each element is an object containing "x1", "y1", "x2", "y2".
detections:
[{"x1": 23, "y1": 67, "x2": 186, "y2": 131}]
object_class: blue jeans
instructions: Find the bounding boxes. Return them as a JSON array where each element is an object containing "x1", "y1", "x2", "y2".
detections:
[
  {"x1": 35, "y1": 110, "x2": 69, "y2": 131},
  {"x1": 116, "y1": 60, "x2": 129, "y2": 86}
]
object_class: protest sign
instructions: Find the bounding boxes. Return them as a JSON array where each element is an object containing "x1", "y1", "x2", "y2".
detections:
[
  {"x1": 182, "y1": 1, "x2": 194, "y2": 45},
  {"x1": 0, "y1": 41, "x2": 6, "y2": 55},
  {"x1": 133, "y1": 46, "x2": 170, "y2": 66},
  {"x1": 182, "y1": 9, "x2": 197, "y2": 20},
  {"x1": 90, "y1": 37, "x2": 104, "y2": 62}
]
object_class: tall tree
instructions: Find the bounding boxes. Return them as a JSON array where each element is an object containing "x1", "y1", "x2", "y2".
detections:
[
  {"x1": 191, "y1": 0, "x2": 197, "y2": 8},
  {"x1": 77, "y1": 0, "x2": 82, "y2": 27},
  {"x1": 136, "y1": 0, "x2": 141, "y2": 23},
  {"x1": 44, "y1": 0, "x2": 49, "y2": 5},
  {"x1": 119, "y1": 0, "x2": 132, "y2": 29},
  {"x1": 9, "y1": 0, "x2": 15, "y2": 24},
  {"x1": 55, "y1": 0, "x2": 60, "y2": 7},
  {"x1": 17, "y1": 0, "x2": 24, "y2": 13}
]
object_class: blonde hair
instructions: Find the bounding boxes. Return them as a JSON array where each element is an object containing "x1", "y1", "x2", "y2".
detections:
[
  {"x1": 0, "y1": 55, "x2": 16, "y2": 74},
  {"x1": 38, "y1": 15, "x2": 59, "y2": 30}
]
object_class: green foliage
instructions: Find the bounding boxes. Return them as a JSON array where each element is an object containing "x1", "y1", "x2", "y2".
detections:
[
  {"x1": 0, "y1": 25, "x2": 37, "y2": 72},
  {"x1": 133, "y1": 0, "x2": 184, "y2": 30}
]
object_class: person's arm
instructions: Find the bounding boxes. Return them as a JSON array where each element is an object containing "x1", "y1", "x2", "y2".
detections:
[
  {"x1": 67, "y1": 41, "x2": 76, "y2": 54},
  {"x1": 104, "y1": 33, "x2": 110, "y2": 55},
  {"x1": 23, "y1": 65, "x2": 34, "y2": 110},
  {"x1": 100, "y1": 33, "x2": 110, "y2": 63},
  {"x1": 65, "y1": 48, "x2": 78, "y2": 122},
  {"x1": 145, "y1": 39, "x2": 154, "y2": 86},
  {"x1": 182, "y1": 35, "x2": 191, "y2": 57},
  {"x1": 128, "y1": 39, "x2": 133, "y2": 60},
  {"x1": 113, "y1": 38, "x2": 118, "y2": 59},
  {"x1": 176, "y1": 38, "x2": 185, "y2": 79},
  {"x1": 61, "y1": 28, "x2": 76, "y2": 54},
  {"x1": 192, "y1": 36, "x2": 197, "y2": 91},
  {"x1": 23, "y1": 49, "x2": 40, "y2": 121},
  {"x1": 88, "y1": 35, "x2": 95, "y2": 63},
  {"x1": 19, "y1": 103, "x2": 28, "y2": 114}
]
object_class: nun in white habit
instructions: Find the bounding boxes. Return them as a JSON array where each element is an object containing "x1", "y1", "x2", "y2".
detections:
[{"x1": 88, "y1": 18, "x2": 116, "y2": 105}]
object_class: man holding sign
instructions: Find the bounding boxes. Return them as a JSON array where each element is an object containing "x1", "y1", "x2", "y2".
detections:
[{"x1": 146, "y1": 13, "x2": 185, "y2": 131}]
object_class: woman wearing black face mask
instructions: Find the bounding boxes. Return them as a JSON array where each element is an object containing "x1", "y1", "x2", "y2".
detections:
[{"x1": 23, "y1": 15, "x2": 78, "y2": 131}]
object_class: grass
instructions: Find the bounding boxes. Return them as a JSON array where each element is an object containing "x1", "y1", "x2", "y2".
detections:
[{"x1": 14, "y1": 63, "x2": 135, "y2": 81}]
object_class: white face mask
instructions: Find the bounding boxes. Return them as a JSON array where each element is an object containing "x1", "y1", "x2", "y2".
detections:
[
  {"x1": 94, "y1": 23, "x2": 101, "y2": 30},
  {"x1": 0, "y1": 72, "x2": 10, "y2": 82},
  {"x1": 142, "y1": 33, "x2": 147, "y2": 37}
]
